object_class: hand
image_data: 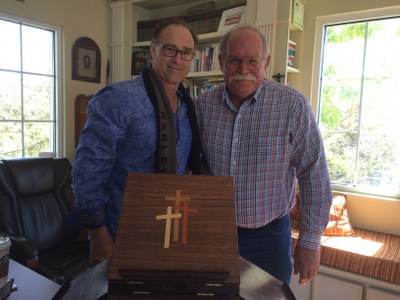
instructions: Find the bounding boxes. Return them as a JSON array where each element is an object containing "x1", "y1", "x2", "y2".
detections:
[
  {"x1": 88, "y1": 227, "x2": 114, "y2": 267},
  {"x1": 293, "y1": 245, "x2": 320, "y2": 286}
]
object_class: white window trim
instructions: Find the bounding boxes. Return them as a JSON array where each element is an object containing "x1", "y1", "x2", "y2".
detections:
[
  {"x1": 311, "y1": 5, "x2": 400, "y2": 116},
  {"x1": 0, "y1": 12, "x2": 64, "y2": 157},
  {"x1": 311, "y1": 6, "x2": 400, "y2": 199}
]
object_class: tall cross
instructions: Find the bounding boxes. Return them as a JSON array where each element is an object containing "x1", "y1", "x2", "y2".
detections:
[
  {"x1": 173, "y1": 198, "x2": 199, "y2": 245},
  {"x1": 165, "y1": 190, "x2": 190, "y2": 241},
  {"x1": 156, "y1": 206, "x2": 182, "y2": 248}
]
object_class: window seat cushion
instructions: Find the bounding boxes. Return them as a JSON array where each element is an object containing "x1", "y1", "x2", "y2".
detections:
[{"x1": 291, "y1": 228, "x2": 400, "y2": 285}]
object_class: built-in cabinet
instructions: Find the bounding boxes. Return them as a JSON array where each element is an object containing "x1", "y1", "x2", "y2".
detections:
[
  {"x1": 290, "y1": 265, "x2": 400, "y2": 300},
  {"x1": 109, "y1": 0, "x2": 304, "y2": 91},
  {"x1": 274, "y1": 0, "x2": 303, "y2": 87}
]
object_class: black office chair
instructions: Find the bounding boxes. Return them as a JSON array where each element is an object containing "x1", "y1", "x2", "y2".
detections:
[{"x1": 0, "y1": 157, "x2": 90, "y2": 284}]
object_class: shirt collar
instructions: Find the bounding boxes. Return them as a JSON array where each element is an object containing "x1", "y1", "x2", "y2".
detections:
[
  {"x1": 222, "y1": 81, "x2": 263, "y2": 106},
  {"x1": 177, "y1": 89, "x2": 183, "y2": 109}
]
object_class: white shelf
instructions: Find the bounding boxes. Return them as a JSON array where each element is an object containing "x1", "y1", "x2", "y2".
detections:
[
  {"x1": 290, "y1": 22, "x2": 302, "y2": 32},
  {"x1": 287, "y1": 66, "x2": 299, "y2": 74},
  {"x1": 196, "y1": 31, "x2": 226, "y2": 45},
  {"x1": 187, "y1": 70, "x2": 222, "y2": 79},
  {"x1": 132, "y1": 41, "x2": 151, "y2": 47}
]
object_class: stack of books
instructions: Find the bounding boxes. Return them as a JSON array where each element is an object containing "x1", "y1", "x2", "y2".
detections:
[
  {"x1": 203, "y1": 77, "x2": 224, "y2": 90},
  {"x1": 287, "y1": 40, "x2": 296, "y2": 67},
  {"x1": 183, "y1": 77, "x2": 223, "y2": 99}
]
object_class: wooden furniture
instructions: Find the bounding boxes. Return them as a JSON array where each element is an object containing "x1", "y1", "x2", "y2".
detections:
[
  {"x1": 51, "y1": 256, "x2": 296, "y2": 300},
  {"x1": 57, "y1": 258, "x2": 109, "y2": 300},
  {"x1": 239, "y1": 256, "x2": 296, "y2": 300},
  {"x1": 74, "y1": 94, "x2": 93, "y2": 147},
  {"x1": 7, "y1": 259, "x2": 60, "y2": 300},
  {"x1": 108, "y1": 173, "x2": 240, "y2": 298}
]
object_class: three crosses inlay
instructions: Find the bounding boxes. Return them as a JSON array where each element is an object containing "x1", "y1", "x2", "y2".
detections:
[{"x1": 156, "y1": 190, "x2": 199, "y2": 248}]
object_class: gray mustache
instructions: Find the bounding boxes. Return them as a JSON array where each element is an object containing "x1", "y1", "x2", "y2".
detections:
[{"x1": 231, "y1": 73, "x2": 257, "y2": 82}]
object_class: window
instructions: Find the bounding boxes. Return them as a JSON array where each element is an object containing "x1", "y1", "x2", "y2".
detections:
[
  {"x1": 314, "y1": 9, "x2": 400, "y2": 198},
  {"x1": 0, "y1": 14, "x2": 63, "y2": 158}
]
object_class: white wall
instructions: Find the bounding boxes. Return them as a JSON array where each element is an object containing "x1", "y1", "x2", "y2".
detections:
[{"x1": 0, "y1": 0, "x2": 110, "y2": 161}]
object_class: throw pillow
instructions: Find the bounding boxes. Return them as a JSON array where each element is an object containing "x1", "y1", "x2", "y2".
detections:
[
  {"x1": 322, "y1": 193, "x2": 355, "y2": 236},
  {"x1": 289, "y1": 192, "x2": 355, "y2": 236}
]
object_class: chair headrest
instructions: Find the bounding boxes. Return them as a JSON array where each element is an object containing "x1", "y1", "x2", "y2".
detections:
[{"x1": 3, "y1": 158, "x2": 55, "y2": 196}]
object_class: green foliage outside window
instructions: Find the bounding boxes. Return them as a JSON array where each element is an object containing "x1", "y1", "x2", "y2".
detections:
[{"x1": 319, "y1": 18, "x2": 400, "y2": 196}]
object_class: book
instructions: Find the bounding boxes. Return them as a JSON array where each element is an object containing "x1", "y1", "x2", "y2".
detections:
[{"x1": 131, "y1": 49, "x2": 149, "y2": 76}]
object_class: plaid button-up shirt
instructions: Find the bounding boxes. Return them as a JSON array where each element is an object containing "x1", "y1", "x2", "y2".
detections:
[{"x1": 195, "y1": 79, "x2": 332, "y2": 250}]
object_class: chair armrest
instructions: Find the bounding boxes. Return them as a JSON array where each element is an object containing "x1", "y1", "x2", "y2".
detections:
[{"x1": 8, "y1": 234, "x2": 39, "y2": 267}]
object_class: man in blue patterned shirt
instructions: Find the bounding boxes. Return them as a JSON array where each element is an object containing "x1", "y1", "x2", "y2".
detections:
[
  {"x1": 67, "y1": 19, "x2": 201, "y2": 267},
  {"x1": 196, "y1": 24, "x2": 332, "y2": 285}
]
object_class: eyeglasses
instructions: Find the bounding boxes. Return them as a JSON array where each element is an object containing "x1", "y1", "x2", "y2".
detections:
[
  {"x1": 223, "y1": 56, "x2": 264, "y2": 70},
  {"x1": 153, "y1": 42, "x2": 195, "y2": 61}
]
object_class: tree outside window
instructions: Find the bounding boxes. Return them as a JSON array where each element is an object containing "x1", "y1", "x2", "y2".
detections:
[
  {"x1": 319, "y1": 17, "x2": 400, "y2": 197},
  {"x1": 0, "y1": 18, "x2": 58, "y2": 158}
]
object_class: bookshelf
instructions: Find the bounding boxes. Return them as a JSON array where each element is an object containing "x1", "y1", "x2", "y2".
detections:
[
  {"x1": 109, "y1": 0, "x2": 303, "y2": 91},
  {"x1": 273, "y1": 0, "x2": 304, "y2": 87},
  {"x1": 128, "y1": 0, "x2": 247, "y2": 92}
]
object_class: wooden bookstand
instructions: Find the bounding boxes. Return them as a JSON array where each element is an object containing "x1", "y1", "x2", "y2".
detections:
[{"x1": 108, "y1": 173, "x2": 240, "y2": 299}]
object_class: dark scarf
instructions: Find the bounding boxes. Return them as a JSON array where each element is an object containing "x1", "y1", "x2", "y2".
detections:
[{"x1": 142, "y1": 66, "x2": 201, "y2": 175}]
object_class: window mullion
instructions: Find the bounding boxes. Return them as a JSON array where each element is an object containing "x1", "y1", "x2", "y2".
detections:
[{"x1": 19, "y1": 23, "x2": 25, "y2": 157}]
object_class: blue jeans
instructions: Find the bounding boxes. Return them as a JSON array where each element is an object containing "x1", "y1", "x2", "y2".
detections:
[{"x1": 237, "y1": 214, "x2": 293, "y2": 284}]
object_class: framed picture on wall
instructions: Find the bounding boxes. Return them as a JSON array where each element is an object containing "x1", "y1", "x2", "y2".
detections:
[
  {"x1": 292, "y1": 0, "x2": 304, "y2": 30},
  {"x1": 218, "y1": 5, "x2": 246, "y2": 32},
  {"x1": 72, "y1": 37, "x2": 101, "y2": 83}
]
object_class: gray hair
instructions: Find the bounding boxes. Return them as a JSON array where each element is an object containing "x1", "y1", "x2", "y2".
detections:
[{"x1": 219, "y1": 24, "x2": 270, "y2": 57}]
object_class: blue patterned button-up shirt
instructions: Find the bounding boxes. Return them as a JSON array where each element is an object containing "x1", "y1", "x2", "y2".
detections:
[{"x1": 68, "y1": 75, "x2": 192, "y2": 239}]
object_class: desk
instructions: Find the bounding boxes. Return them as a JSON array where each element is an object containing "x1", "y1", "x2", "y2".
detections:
[
  {"x1": 8, "y1": 260, "x2": 60, "y2": 300},
  {"x1": 69, "y1": 257, "x2": 296, "y2": 300}
]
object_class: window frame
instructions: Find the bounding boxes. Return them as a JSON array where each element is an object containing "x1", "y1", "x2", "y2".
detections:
[
  {"x1": 0, "y1": 12, "x2": 64, "y2": 158},
  {"x1": 311, "y1": 7, "x2": 400, "y2": 199}
]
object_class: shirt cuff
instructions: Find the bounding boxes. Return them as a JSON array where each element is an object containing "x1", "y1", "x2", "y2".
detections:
[
  {"x1": 66, "y1": 206, "x2": 106, "y2": 228},
  {"x1": 296, "y1": 230, "x2": 322, "y2": 251}
]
